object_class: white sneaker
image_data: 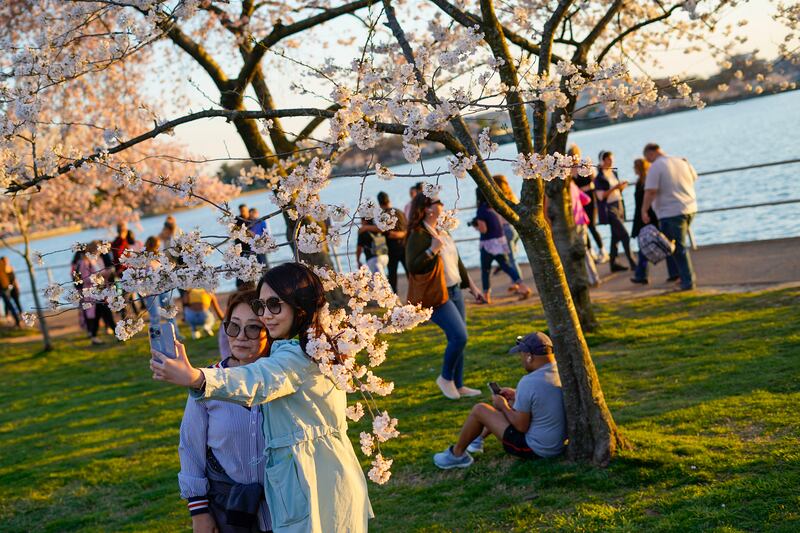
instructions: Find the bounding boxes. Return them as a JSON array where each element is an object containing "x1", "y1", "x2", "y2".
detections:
[
  {"x1": 458, "y1": 386, "x2": 482, "y2": 398},
  {"x1": 436, "y1": 376, "x2": 460, "y2": 400},
  {"x1": 467, "y1": 436, "x2": 484, "y2": 454},
  {"x1": 191, "y1": 330, "x2": 202, "y2": 340},
  {"x1": 597, "y1": 250, "x2": 610, "y2": 264}
]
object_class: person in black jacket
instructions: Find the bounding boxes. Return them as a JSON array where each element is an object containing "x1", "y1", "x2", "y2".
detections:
[
  {"x1": 596, "y1": 151, "x2": 636, "y2": 273},
  {"x1": 630, "y1": 158, "x2": 658, "y2": 284}
]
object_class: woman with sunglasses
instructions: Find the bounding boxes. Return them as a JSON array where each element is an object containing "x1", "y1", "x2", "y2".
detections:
[
  {"x1": 405, "y1": 193, "x2": 485, "y2": 400},
  {"x1": 178, "y1": 289, "x2": 272, "y2": 533},
  {"x1": 152, "y1": 263, "x2": 372, "y2": 533}
]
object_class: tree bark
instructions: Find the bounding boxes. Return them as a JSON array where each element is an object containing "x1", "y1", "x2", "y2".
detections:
[
  {"x1": 221, "y1": 95, "x2": 341, "y2": 275},
  {"x1": 479, "y1": 0, "x2": 623, "y2": 463},
  {"x1": 22, "y1": 232, "x2": 52, "y2": 352},
  {"x1": 546, "y1": 178, "x2": 598, "y2": 331},
  {"x1": 514, "y1": 208, "x2": 624, "y2": 464}
]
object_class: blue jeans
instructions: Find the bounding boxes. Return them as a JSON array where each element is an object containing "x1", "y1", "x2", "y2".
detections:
[
  {"x1": 145, "y1": 290, "x2": 178, "y2": 331},
  {"x1": 633, "y1": 250, "x2": 649, "y2": 281},
  {"x1": 430, "y1": 285, "x2": 468, "y2": 388},
  {"x1": 660, "y1": 214, "x2": 695, "y2": 289},
  {"x1": 185, "y1": 308, "x2": 215, "y2": 334},
  {"x1": 479, "y1": 247, "x2": 521, "y2": 291},
  {"x1": 503, "y1": 223, "x2": 522, "y2": 278}
]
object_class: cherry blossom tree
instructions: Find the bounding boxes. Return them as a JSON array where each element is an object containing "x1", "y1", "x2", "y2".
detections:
[{"x1": 2, "y1": 0, "x2": 796, "y2": 476}]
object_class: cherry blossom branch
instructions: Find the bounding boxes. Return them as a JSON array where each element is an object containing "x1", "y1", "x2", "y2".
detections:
[{"x1": 4, "y1": 107, "x2": 336, "y2": 193}]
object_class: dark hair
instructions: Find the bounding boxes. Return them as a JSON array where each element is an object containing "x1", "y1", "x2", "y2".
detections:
[
  {"x1": 238, "y1": 203, "x2": 247, "y2": 210},
  {"x1": 407, "y1": 192, "x2": 440, "y2": 233},
  {"x1": 126, "y1": 232, "x2": 136, "y2": 244},
  {"x1": 411, "y1": 182, "x2": 423, "y2": 192},
  {"x1": 475, "y1": 187, "x2": 488, "y2": 207},
  {"x1": 145, "y1": 236, "x2": 160, "y2": 253},
  {"x1": 224, "y1": 289, "x2": 259, "y2": 324},
  {"x1": 377, "y1": 191, "x2": 389, "y2": 206},
  {"x1": 256, "y1": 262, "x2": 326, "y2": 350},
  {"x1": 643, "y1": 143, "x2": 660, "y2": 153}
]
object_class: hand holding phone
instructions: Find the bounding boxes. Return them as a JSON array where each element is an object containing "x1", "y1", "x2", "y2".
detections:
[
  {"x1": 149, "y1": 323, "x2": 177, "y2": 359},
  {"x1": 488, "y1": 381, "x2": 502, "y2": 395}
]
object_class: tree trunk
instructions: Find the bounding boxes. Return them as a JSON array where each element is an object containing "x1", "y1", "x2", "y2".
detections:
[
  {"x1": 514, "y1": 213, "x2": 625, "y2": 464},
  {"x1": 22, "y1": 234, "x2": 53, "y2": 352},
  {"x1": 545, "y1": 179, "x2": 598, "y2": 331},
  {"x1": 224, "y1": 103, "x2": 341, "y2": 275}
]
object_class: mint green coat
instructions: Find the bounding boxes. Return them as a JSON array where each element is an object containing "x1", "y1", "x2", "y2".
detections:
[{"x1": 191, "y1": 339, "x2": 372, "y2": 532}]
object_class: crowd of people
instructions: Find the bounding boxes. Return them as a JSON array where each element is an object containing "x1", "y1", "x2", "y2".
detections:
[
  {"x1": 55, "y1": 141, "x2": 698, "y2": 531},
  {"x1": 570, "y1": 142, "x2": 698, "y2": 290},
  {"x1": 68, "y1": 202, "x2": 272, "y2": 345}
]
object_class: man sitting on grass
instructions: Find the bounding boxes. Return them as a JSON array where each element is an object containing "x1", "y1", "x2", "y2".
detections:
[{"x1": 433, "y1": 332, "x2": 567, "y2": 469}]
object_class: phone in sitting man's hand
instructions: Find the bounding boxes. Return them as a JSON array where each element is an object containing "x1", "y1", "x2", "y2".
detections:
[
  {"x1": 149, "y1": 323, "x2": 177, "y2": 360},
  {"x1": 488, "y1": 381, "x2": 502, "y2": 395}
]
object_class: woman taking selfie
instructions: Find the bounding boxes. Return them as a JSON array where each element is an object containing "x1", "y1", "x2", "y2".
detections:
[
  {"x1": 178, "y1": 290, "x2": 272, "y2": 533},
  {"x1": 151, "y1": 263, "x2": 372, "y2": 533},
  {"x1": 405, "y1": 193, "x2": 485, "y2": 400}
]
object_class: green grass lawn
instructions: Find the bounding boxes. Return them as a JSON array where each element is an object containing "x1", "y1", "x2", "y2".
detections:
[{"x1": 1, "y1": 288, "x2": 799, "y2": 532}]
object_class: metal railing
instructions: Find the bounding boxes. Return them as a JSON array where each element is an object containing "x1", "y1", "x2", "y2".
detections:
[{"x1": 9, "y1": 158, "x2": 800, "y2": 297}]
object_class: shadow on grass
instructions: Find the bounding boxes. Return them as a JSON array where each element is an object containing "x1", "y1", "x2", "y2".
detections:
[{"x1": 1, "y1": 288, "x2": 798, "y2": 532}]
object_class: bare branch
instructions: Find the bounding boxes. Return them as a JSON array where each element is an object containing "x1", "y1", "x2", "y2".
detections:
[
  {"x1": 596, "y1": 4, "x2": 682, "y2": 64},
  {"x1": 234, "y1": 0, "x2": 373, "y2": 95}
]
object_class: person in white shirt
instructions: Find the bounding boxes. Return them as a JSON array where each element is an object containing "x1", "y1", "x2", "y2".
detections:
[{"x1": 641, "y1": 143, "x2": 698, "y2": 290}]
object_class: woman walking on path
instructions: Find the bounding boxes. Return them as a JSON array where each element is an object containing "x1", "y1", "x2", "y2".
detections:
[
  {"x1": 472, "y1": 188, "x2": 532, "y2": 303},
  {"x1": 405, "y1": 193, "x2": 485, "y2": 400},
  {"x1": 491, "y1": 175, "x2": 523, "y2": 279},
  {"x1": 569, "y1": 145, "x2": 607, "y2": 263},
  {"x1": 0, "y1": 257, "x2": 21, "y2": 328},
  {"x1": 596, "y1": 151, "x2": 637, "y2": 273},
  {"x1": 178, "y1": 290, "x2": 273, "y2": 533},
  {"x1": 570, "y1": 182, "x2": 600, "y2": 287},
  {"x1": 71, "y1": 245, "x2": 116, "y2": 344},
  {"x1": 151, "y1": 263, "x2": 373, "y2": 533}
]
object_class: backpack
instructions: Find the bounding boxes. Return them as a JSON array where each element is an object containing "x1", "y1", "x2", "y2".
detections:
[
  {"x1": 637, "y1": 224, "x2": 675, "y2": 264},
  {"x1": 371, "y1": 232, "x2": 389, "y2": 256}
]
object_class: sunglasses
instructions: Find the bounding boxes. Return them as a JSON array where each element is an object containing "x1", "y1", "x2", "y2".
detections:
[
  {"x1": 223, "y1": 321, "x2": 265, "y2": 340},
  {"x1": 250, "y1": 297, "x2": 283, "y2": 316}
]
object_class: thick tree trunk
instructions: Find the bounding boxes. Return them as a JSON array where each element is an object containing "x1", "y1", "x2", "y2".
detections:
[
  {"x1": 515, "y1": 211, "x2": 625, "y2": 464},
  {"x1": 546, "y1": 179, "x2": 598, "y2": 331},
  {"x1": 22, "y1": 235, "x2": 52, "y2": 352}
]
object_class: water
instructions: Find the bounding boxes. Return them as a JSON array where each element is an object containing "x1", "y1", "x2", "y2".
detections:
[{"x1": 4, "y1": 91, "x2": 799, "y2": 310}]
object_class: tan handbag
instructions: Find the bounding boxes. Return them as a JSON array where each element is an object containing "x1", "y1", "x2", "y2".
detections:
[{"x1": 407, "y1": 254, "x2": 449, "y2": 309}]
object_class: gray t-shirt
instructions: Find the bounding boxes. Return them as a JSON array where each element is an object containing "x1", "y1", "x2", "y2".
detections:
[
  {"x1": 644, "y1": 155, "x2": 698, "y2": 219},
  {"x1": 513, "y1": 363, "x2": 567, "y2": 457}
]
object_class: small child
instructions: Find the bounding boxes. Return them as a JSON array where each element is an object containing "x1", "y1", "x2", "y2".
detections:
[{"x1": 433, "y1": 332, "x2": 567, "y2": 469}]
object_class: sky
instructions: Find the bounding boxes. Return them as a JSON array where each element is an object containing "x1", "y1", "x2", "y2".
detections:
[{"x1": 159, "y1": 0, "x2": 791, "y2": 172}]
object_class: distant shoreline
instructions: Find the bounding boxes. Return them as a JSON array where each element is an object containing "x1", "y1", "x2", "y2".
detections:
[{"x1": 4, "y1": 90, "x2": 794, "y2": 245}]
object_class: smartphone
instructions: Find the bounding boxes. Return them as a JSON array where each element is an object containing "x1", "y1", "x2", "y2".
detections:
[
  {"x1": 149, "y1": 323, "x2": 177, "y2": 359},
  {"x1": 488, "y1": 381, "x2": 502, "y2": 395}
]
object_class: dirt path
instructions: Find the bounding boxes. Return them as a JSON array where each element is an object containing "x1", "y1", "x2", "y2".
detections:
[{"x1": 4, "y1": 236, "x2": 798, "y2": 344}]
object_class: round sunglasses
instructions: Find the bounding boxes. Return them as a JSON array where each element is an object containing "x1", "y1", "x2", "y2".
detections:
[
  {"x1": 223, "y1": 321, "x2": 265, "y2": 340},
  {"x1": 250, "y1": 297, "x2": 283, "y2": 317}
]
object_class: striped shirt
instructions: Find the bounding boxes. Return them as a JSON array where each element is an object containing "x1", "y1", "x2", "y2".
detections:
[{"x1": 178, "y1": 358, "x2": 271, "y2": 530}]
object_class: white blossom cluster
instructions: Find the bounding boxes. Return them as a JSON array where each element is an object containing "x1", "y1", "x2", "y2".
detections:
[
  {"x1": 306, "y1": 266, "x2": 431, "y2": 483},
  {"x1": 512, "y1": 152, "x2": 591, "y2": 182}
]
